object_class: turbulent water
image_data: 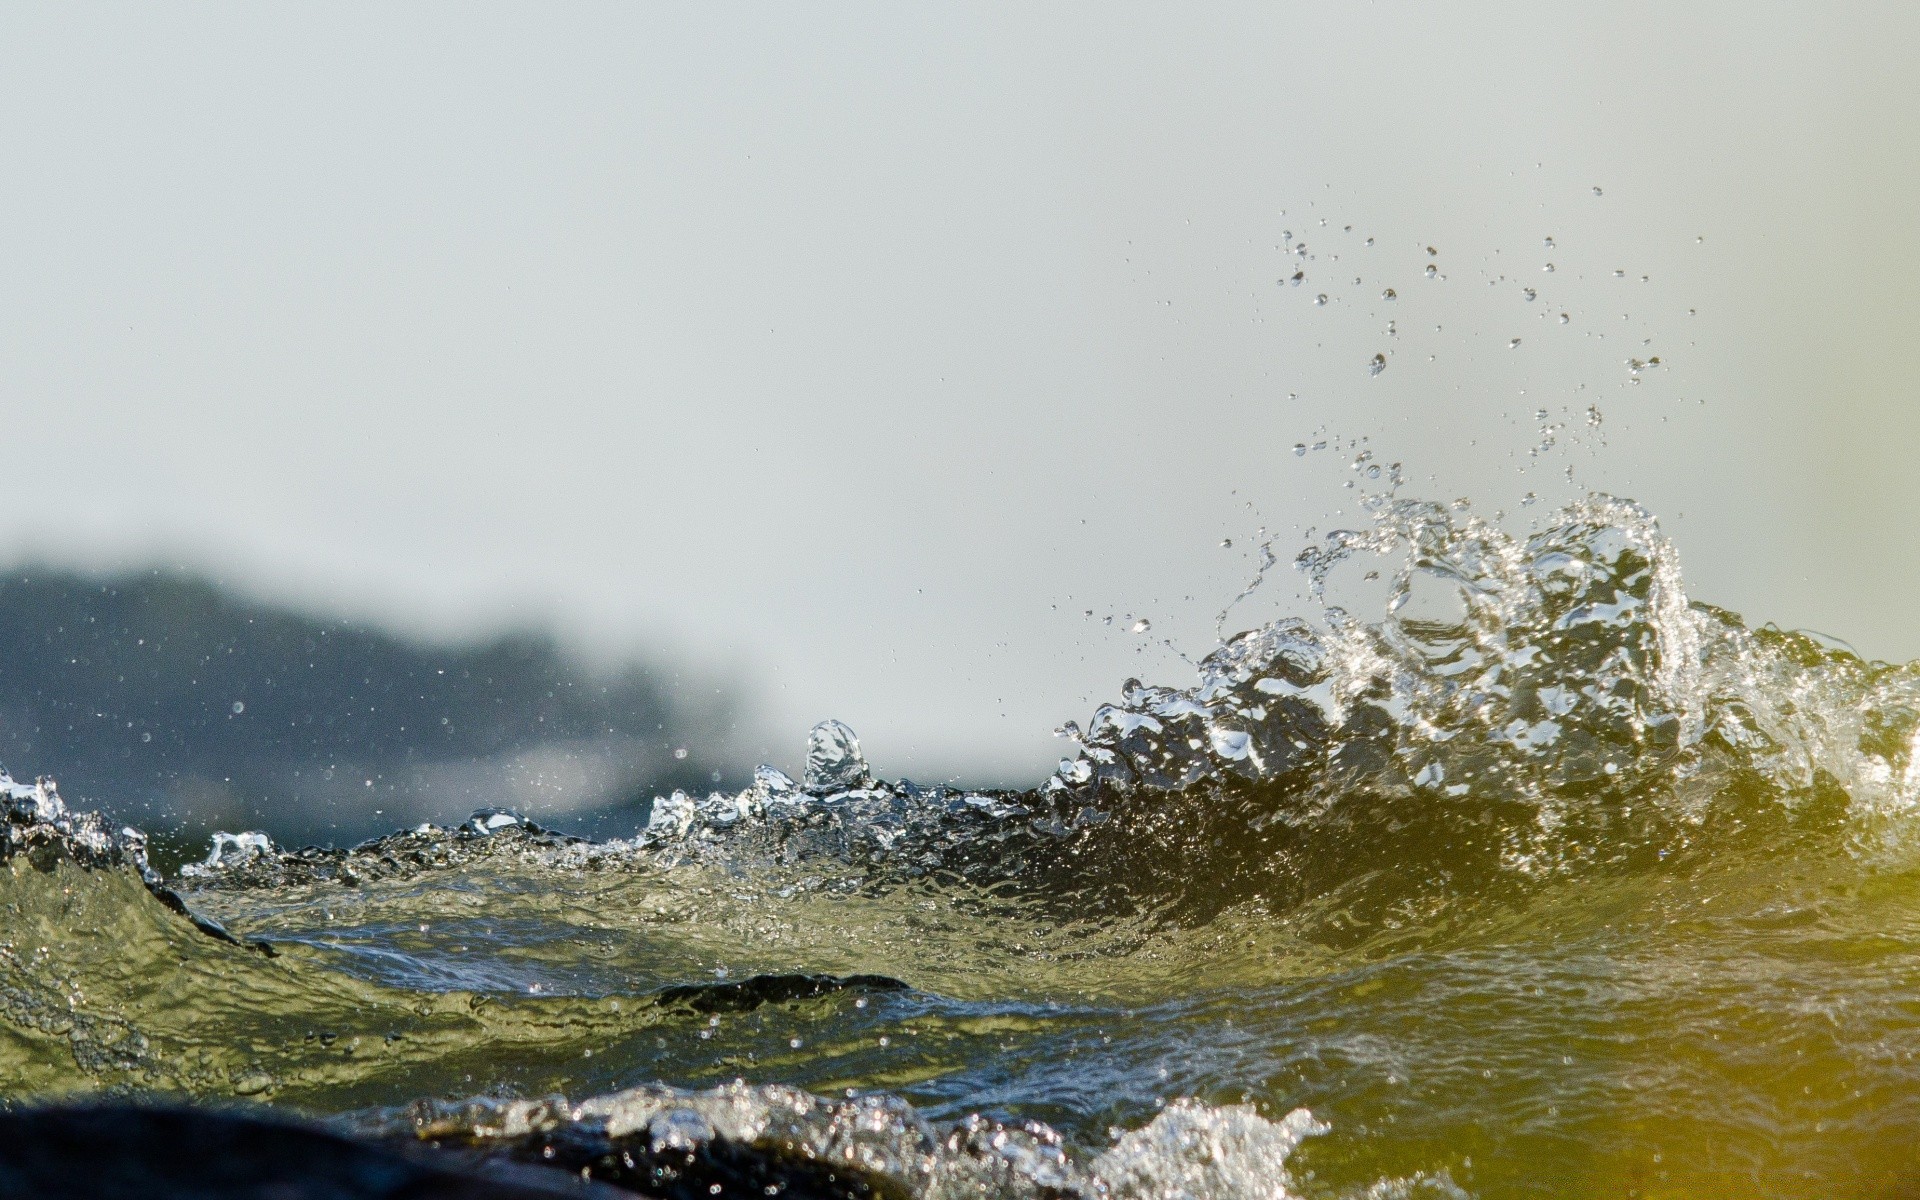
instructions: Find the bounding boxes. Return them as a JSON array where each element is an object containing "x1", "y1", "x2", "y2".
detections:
[{"x1": 10, "y1": 495, "x2": 1920, "y2": 1196}]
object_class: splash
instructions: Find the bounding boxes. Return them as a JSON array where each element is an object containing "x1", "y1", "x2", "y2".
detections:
[{"x1": 10, "y1": 493, "x2": 1920, "y2": 1196}]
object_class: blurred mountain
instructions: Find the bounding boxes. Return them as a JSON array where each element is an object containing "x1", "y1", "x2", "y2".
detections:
[{"x1": 0, "y1": 567, "x2": 746, "y2": 848}]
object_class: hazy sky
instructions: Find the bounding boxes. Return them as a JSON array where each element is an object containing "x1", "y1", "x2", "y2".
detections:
[{"x1": 4, "y1": 3, "x2": 1919, "y2": 784}]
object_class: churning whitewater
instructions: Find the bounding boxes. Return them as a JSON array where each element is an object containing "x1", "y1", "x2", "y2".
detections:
[{"x1": 9, "y1": 495, "x2": 1920, "y2": 1196}]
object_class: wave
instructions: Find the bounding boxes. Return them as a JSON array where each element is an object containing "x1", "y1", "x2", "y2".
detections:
[{"x1": 9, "y1": 492, "x2": 1920, "y2": 1196}]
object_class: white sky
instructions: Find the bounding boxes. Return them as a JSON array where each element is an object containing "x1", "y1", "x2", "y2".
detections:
[{"x1": 4, "y1": 3, "x2": 1919, "y2": 783}]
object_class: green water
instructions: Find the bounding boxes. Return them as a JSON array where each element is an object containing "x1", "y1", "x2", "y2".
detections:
[{"x1": 8, "y1": 495, "x2": 1920, "y2": 1198}]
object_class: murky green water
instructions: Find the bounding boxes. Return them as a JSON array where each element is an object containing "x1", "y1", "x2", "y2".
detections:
[{"x1": 9, "y1": 495, "x2": 1920, "y2": 1197}]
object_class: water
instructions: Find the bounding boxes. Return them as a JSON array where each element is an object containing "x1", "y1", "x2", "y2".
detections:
[{"x1": 9, "y1": 494, "x2": 1920, "y2": 1196}]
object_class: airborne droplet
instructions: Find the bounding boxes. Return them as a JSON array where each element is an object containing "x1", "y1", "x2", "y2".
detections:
[
  {"x1": 1369, "y1": 353, "x2": 1388, "y2": 377},
  {"x1": 804, "y1": 720, "x2": 872, "y2": 794}
]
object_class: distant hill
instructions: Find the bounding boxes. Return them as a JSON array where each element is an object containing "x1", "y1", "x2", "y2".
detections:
[{"x1": 0, "y1": 568, "x2": 745, "y2": 847}]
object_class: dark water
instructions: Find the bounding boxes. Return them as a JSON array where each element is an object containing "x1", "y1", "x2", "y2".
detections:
[{"x1": 9, "y1": 495, "x2": 1920, "y2": 1197}]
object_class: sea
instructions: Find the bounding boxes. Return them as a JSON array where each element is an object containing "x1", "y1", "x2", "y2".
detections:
[{"x1": 4, "y1": 493, "x2": 1919, "y2": 1197}]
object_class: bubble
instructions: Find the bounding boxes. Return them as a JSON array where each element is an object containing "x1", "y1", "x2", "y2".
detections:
[
  {"x1": 673, "y1": 747, "x2": 689, "y2": 760},
  {"x1": 230, "y1": 701, "x2": 245, "y2": 715},
  {"x1": 140, "y1": 732, "x2": 151, "y2": 743}
]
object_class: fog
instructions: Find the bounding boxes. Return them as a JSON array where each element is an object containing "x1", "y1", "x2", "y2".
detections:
[{"x1": 3, "y1": 3, "x2": 1917, "y2": 798}]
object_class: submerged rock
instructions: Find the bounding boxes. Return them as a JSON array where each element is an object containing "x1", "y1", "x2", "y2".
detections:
[{"x1": 0, "y1": 1104, "x2": 619, "y2": 1198}]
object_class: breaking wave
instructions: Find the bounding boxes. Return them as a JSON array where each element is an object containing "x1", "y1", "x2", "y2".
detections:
[{"x1": 9, "y1": 494, "x2": 1920, "y2": 1196}]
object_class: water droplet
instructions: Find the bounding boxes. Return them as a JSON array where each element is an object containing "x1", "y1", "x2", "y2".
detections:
[
  {"x1": 1381, "y1": 287, "x2": 1397, "y2": 300},
  {"x1": 1523, "y1": 288, "x2": 1537, "y2": 302},
  {"x1": 140, "y1": 732, "x2": 152, "y2": 743},
  {"x1": 804, "y1": 719, "x2": 872, "y2": 793},
  {"x1": 1289, "y1": 270, "x2": 1304, "y2": 286},
  {"x1": 1592, "y1": 185, "x2": 1604, "y2": 196},
  {"x1": 1543, "y1": 236, "x2": 1556, "y2": 249},
  {"x1": 1424, "y1": 264, "x2": 1437, "y2": 278},
  {"x1": 1293, "y1": 443, "x2": 1307, "y2": 456},
  {"x1": 1426, "y1": 246, "x2": 1438, "y2": 256},
  {"x1": 230, "y1": 701, "x2": 245, "y2": 715},
  {"x1": 1509, "y1": 338, "x2": 1522, "y2": 349},
  {"x1": 1315, "y1": 294, "x2": 1329, "y2": 306},
  {"x1": 1130, "y1": 618, "x2": 1152, "y2": 634},
  {"x1": 1369, "y1": 353, "x2": 1388, "y2": 377},
  {"x1": 1535, "y1": 408, "x2": 1549, "y2": 420},
  {"x1": 1364, "y1": 236, "x2": 1375, "y2": 246},
  {"x1": 673, "y1": 747, "x2": 689, "y2": 760},
  {"x1": 1543, "y1": 262, "x2": 1555, "y2": 273},
  {"x1": 1559, "y1": 312, "x2": 1570, "y2": 324}
]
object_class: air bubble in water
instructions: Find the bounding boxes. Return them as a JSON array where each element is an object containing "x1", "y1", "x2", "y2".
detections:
[{"x1": 1369, "y1": 353, "x2": 1388, "y2": 376}]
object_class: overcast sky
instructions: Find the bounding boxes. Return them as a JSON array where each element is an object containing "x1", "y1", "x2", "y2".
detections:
[{"x1": 4, "y1": 3, "x2": 1919, "y2": 784}]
